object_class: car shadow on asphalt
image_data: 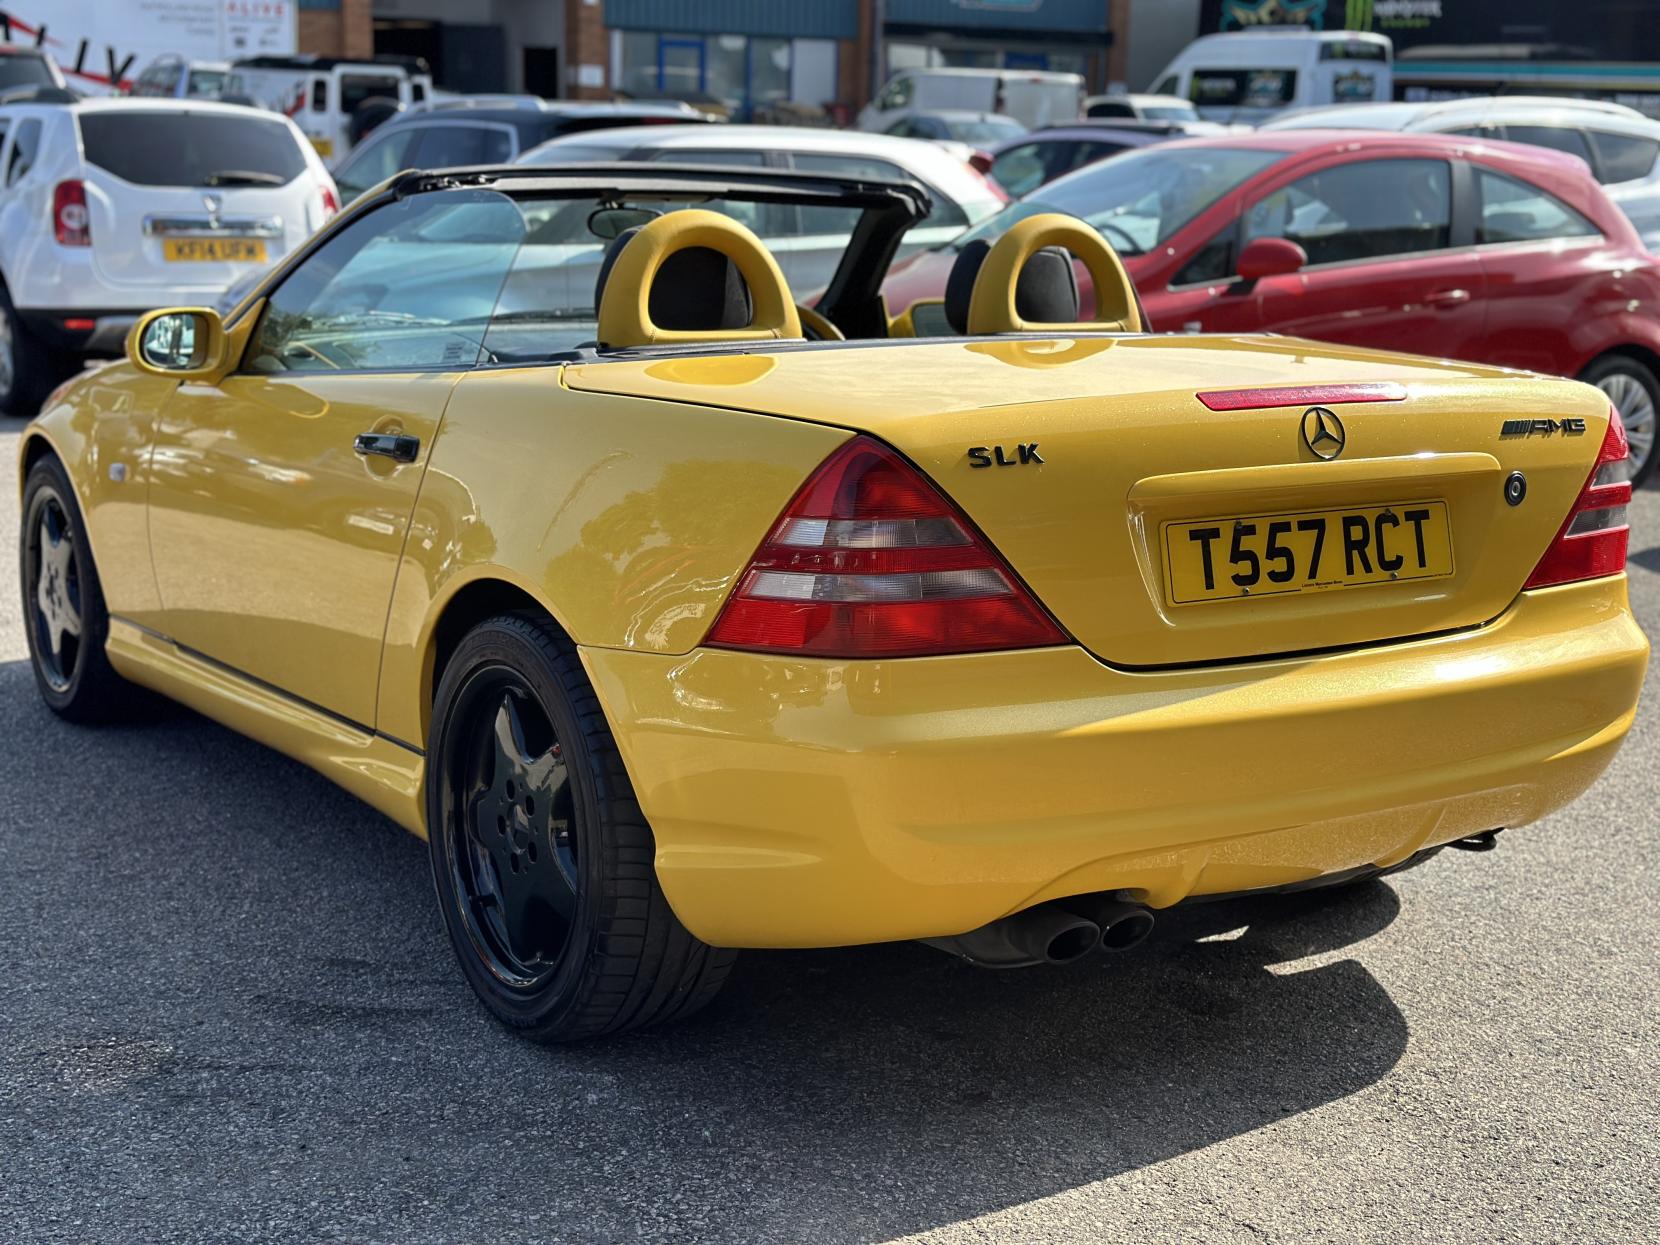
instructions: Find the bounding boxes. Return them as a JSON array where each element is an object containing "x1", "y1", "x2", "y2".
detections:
[{"x1": 0, "y1": 659, "x2": 1409, "y2": 1242}]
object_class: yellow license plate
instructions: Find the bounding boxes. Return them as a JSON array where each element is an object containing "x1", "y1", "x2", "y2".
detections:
[
  {"x1": 162, "y1": 238, "x2": 267, "y2": 263},
  {"x1": 1164, "y1": 501, "x2": 1454, "y2": 605},
  {"x1": 310, "y1": 136, "x2": 334, "y2": 158}
]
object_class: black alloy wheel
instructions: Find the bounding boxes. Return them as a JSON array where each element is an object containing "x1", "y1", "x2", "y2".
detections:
[
  {"x1": 440, "y1": 668, "x2": 579, "y2": 989},
  {"x1": 427, "y1": 613, "x2": 735, "y2": 1041}
]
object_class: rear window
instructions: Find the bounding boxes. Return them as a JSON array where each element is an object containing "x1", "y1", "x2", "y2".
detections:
[
  {"x1": 415, "y1": 125, "x2": 514, "y2": 168},
  {"x1": 341, "y1": 74, "x2": 402, "y2": 114},
  {"x1": 0, "y1": 52, "x2": 54, "y2": 93},
  {"x1": 78, "y1": 111, "x2": 307, "y2": 187},
  {"x1": 1590, "y1": 130, "x2": 1660, "y2": 183}
]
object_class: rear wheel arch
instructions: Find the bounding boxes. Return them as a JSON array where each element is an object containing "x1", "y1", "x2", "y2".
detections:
[
  {"x1": 424, "y1": 576, "x2": 571, "y2": 730},
  {"x1": 1580, "y1": 342, "x2": 1660, "y2": 381}
]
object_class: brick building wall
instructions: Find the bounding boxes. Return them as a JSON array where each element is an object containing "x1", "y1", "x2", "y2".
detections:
[
  {"x1": 297, "y1": 0, "x2": 374, "y2": 59},
  {"x1": 564, "y1": 0, "x2": 609, "y2": 99}
]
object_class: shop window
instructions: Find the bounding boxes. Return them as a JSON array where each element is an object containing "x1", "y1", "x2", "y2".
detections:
[
  {"x1": 618, "y1": 31, "x2": 658, "y2": 98},
  {"x1": 751, "y1": 38, "x2": 790, "y2": 109},
  {"x1": 706, "y1": 34, "x2": 746, "y2": 111}
]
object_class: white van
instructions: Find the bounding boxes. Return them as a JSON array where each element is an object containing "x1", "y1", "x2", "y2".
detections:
[
  {"x1": 1150, "y1": 30, "x2": 1392, "y2": 125},
  {"x1": 859, "y1": 68, "x2": 1083, "y2": 133},
  {"x1": 228, "y1": 55, "x2": 434, "y2": 165}
]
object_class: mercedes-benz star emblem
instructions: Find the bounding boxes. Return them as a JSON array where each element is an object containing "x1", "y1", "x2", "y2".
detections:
[{"x1": 1300, "y1": 406, "x2": 1346, "y2": 460}]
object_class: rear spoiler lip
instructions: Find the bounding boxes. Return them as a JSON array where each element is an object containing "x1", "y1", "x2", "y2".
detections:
[{"x1": 1196, "y1": 382, "x2": 1408, "y2": 411}]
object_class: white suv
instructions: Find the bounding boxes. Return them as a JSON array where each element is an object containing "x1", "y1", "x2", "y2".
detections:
[{"x1": 0, "y1": 95, "x2": 339, "y2": 414}]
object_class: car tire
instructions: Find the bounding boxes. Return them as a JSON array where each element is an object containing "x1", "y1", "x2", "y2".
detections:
[
  {"x1": 1580, "y1": 353, "x2": 1659, "y2": 488},
  {"x1": 0, "y1": 283, "x2": 72, "y2": 418},
  {"x1": 426, "y1": 611, "x2": 736, "y2": 1042},
  {"x1": 20, "y1": 455, "x2": 137, "y2": 721}
]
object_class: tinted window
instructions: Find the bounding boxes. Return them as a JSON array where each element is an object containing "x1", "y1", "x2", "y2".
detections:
[
  {"x1": 1475, "y1": 168, "x2": 1599, "y2": 244},
  {"x1": 334, "y1": 127, "x2": 419, "y2": 201},
  {"x1": 961, "y1": 146, "x2": 1285, "y2": 257},
  {"x1": 1590, "y1": 130, "x2": 1660, "y2": 183},
  {"x1": 414, "y1": 125, "x2": 514, "y2": 168},
  {"x1": 1504, "y1": 125, "x2": 1594, "y2": 167},
  {"x1": 341, "y1": 74, "x2": 401, "y2": 114},
  {"x1": 6, "y1": 117, "x2": 39, "y2": 185},
  {"x1": 1190, "y1": 70, "x2": 1296, "y2": 110},
  {"x1": 247, "y1": 190, "x2": 523, "y2": 374},
  {"x1": 0, "y1": 53, "x2": 54, "y2": 92},
  {"x1": 1086, "y1": 101, "x2": 1136, "y2": 118},
  {"x1": 1245, "y1": 158, "x2": 1450, "y2": 265},
  {"x1": 79, "y1": 112, "x2": 307, "y2": 187}
]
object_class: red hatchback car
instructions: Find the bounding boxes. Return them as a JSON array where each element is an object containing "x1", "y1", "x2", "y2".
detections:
[{"x1": 881, "y1": 130, "x2": 1660, "y2": 484}]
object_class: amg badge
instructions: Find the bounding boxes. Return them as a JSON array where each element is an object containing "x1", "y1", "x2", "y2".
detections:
[
  {"x1": 968, "y1": 443, "x2": 1044, "y2": 468},
  {"x1": 1501, "y1": 418, "x2": 1587, "y2": 437}
]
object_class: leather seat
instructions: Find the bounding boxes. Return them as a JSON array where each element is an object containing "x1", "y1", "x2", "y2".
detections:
[
  {"x1": 594, "y1": 226, "x2": 752, "y2": 332},
  {"x1": 943, "y1": 239, "x2": 1079, "y2": 335}
]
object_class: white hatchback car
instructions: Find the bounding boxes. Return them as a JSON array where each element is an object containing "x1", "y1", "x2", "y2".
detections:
[
  {"x1": 0, "y1": 95, "x2": 339, "y2": 414},
  {"x1": 1263, "y1": 97, "x2": 1660, "y2": 249}
]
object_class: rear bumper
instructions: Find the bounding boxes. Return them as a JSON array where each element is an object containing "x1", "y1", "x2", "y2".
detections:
[{"x1": 581, "y1": 577, "x2": 1648, "y2": 948}]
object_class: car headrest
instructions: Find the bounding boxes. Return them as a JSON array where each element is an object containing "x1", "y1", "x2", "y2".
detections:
[
  {"x1": 594, "y1": 209, "x2": 801, "y2": 349},
  {"x1": 594, "y1": 226, "x2": 752, "y2": 333},
  {"x1": 944, "y1": 239, "x2": 1079, "y2": 335},
  {"x1": 963, "y1": 213, "x2": 1143, "y2": 336}
]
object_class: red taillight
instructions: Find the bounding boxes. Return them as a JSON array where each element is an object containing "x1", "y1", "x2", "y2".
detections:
[
  {"x1": 1524, "y1": 406, "x2": 1632, "y2": 589},
  {"x1": 53, "y1": 180, "x2": 90, "y2": 246},
  {"x1": 706, "y1": 436, "x2": 1067, "y2": 658},
  {"x1": 321, "y1": 184, "x2": 340, "y2": 218}
]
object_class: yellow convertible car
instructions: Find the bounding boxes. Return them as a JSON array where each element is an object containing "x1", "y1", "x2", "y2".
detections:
[{"x1": 18, "y1": 164, "x2": 1648, "y2": 1041}]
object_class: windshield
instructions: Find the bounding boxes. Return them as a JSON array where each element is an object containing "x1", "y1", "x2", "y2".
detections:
[
  {"x1": 947, "y1": 117, "x2": 1026, "y2": 145},
  {"x1": 0, "y1": 53, "x2": 54, "y2": 92},
  {"x1": 78, "y1": 111, "x2": 307, "y2": 186},
  {"x1": 245, "y1": 186, "x2": 890, "y2": 369},
  {"x1": 1141, "y1": 104, "x2": 1197, "y2": 122},
  {"x1": 955, "y1": 145, "x2": 1286, "y2": 256}
]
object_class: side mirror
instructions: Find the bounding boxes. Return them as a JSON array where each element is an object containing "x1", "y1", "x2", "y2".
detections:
[
  {"x1": 128, "y1": 308, "x2": 231, "y2": 381},
  {"x1": 1236, "y1": 237, "x2": 1308, "y2": 282}
]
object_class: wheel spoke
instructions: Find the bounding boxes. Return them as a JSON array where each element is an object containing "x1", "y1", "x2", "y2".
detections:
[
  {"x1": 491, "y1": 694, "x2": 532, "y2": 773},
  {"x1": 446, "y1": 669, "x2": 584, "y2": 986}
]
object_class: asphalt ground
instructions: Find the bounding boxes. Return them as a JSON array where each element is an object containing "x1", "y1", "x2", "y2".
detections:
[{"x1": 0, "y1": 414, "x2": 1656, "y2": 1245}]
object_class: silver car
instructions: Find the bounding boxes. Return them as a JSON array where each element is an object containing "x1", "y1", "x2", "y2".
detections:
[
  {"x1": 515, "y1": 124, "x2": 1005, "y2": 294},
  {"x1": 1264, "y1": 97, "x2": 1660, "y2": 251}
]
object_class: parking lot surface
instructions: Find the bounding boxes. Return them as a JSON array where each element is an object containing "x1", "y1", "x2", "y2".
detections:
[{"x1": 1, "y1": 416, "x2": 1655, "y2": 1244}]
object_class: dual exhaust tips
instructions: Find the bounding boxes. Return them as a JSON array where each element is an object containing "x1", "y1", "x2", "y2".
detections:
[{"x1": 921, "y1": 896, "x2": 1155, "y2": 969}]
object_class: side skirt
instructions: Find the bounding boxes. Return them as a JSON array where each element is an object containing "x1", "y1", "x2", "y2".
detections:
[{"x1": 105, "y1": 618, "x2": 428, "y2": 838}]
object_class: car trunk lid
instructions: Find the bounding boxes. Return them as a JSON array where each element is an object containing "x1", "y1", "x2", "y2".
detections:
[{"x1": 564, "y1": 335, "x2": 1612, "y2": 666}]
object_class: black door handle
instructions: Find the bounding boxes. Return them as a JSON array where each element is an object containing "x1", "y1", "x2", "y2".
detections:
[{"x1": 354, "y1": 432, "x2": 420, "y2": 463}]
